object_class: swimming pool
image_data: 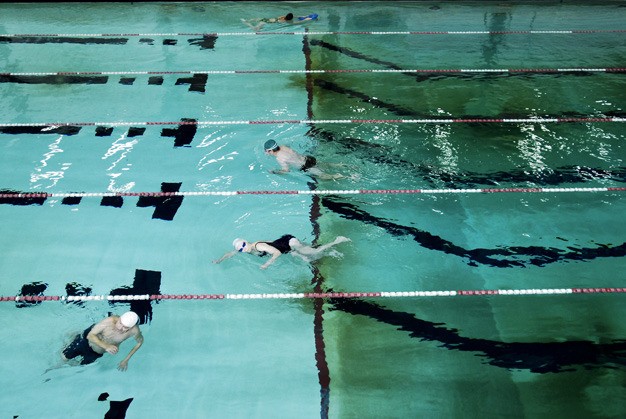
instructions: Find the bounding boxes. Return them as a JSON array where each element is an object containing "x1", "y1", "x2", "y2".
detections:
[{"x1": 1, "y1": 1, "x2": 625, "y2": 417}]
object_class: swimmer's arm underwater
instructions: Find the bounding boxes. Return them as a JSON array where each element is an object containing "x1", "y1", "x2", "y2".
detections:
[
  {"x1": 269, "y1": 168, "x2": 289, "y2": 174},
  {"x1": 269, "y1": 161, "x2": 291, "y2": 175},
  {"x1": 118, "y1": 330, "x2": 143, "y2": 372},
  {"x1": 213, "y1": 251, "x2": 236, "y2": 264}
]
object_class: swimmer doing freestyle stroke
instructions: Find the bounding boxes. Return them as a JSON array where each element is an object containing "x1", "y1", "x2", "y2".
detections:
[{"x1": 214, "y1": 234, "x2": 350, "y2": 269}]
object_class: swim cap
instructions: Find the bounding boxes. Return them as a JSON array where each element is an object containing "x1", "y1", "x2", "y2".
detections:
[
  {"x1": 264, "y1": 139, "x2": 279, "y2": 151},
  {"x1": 120, "y1": 311, "x2": 139, "y2": 328},
  {"x1": 233, "y1": 238, "x2": 246, "y2": 251}
]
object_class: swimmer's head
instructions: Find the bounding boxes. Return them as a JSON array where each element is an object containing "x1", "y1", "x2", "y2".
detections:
[
  {"x1": 264, "y1": 139, "x2": 279, "y2": 152},
  {"x1": 285, "y1": 13, "x2": 294, "y2": 20},
  {"x1": 120, "y1": 311, "x2": 139, "y2": 328},
  {"x1": 233, "y1": 238, "x2": 247, "y2": 252}
]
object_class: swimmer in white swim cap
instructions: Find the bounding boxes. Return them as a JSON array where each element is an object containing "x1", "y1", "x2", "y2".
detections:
[
  {"x1": 59, "y1": 311, "x2": 144, "y2": 372},
  {"x1": 120, "y1": 311, "x2": 139, "y2": 328},
  {"x1": 214, "y1": 234, "x2": 351, "y2": 269}
]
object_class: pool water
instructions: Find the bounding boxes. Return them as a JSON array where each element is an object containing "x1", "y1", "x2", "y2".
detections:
[{"x1": 0, "y1": 2, "x2": 625, "y2": 418}]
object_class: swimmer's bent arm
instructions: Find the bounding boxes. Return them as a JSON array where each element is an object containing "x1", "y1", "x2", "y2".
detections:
[
  {"x1": 256, "y1": 243, "x2": 282, "y2": 269},
  {"x1": 213, "y1": 251, "x2": 236, "y2": 264},
  {"x1": 269, "y1": 164, "x2": 291, "y2": 174},
  {"x1": 87, "y1": 318, "x2": 118, "y2": 354},
  {"x1": 269, "y1": 158, "x2": 292, "y2": 174},
  {"x1": 118, "y1": 329, "x2": 143, "y2": 372}
]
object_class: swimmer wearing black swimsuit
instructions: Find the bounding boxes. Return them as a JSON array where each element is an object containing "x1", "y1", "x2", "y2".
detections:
[
  {"x1": 62, "y1": 325, "x2": 103, "y2": 365},
  {"x1": 254, "y1": 234, "x2": 295, "y2": 256},
  {"x1": 300, "y1": 156, "x2": 317, "y2": 172}
]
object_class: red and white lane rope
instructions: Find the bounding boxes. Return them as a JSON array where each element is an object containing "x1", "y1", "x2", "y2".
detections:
[
  {"x1": 2, "y1": 287, "x2": 625, "y2": 303},
  {"x1": 3, "y1": 67, "x2": 626, "y2": 77},
  {"x1": 2, "y1": 187, "x2": 626, "y2": 200},
  {"x1": 1, "y1": 117, "x2": 625, "y2": 128},
  {"x1": 2, "y1": 29, "x2": 626, "y2": 37}
]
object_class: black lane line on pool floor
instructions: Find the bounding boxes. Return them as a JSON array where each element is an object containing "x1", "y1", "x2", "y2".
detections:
[
  {"x1": 0, "y1": 118, "x2": 197, "y2": 147},
  {"x1": 321, "y1": 195, "x2": 626, "y2": 269},
  {"x1": 309, "y1": 38, "x2": 626, "y2": 81},
  {"x1": 0, "y1": 74, "x2": 208, "y2": 93},
  {"x1": 330, "y1": 295, "x2": 626, "y2": 374},
  {"x1": 307, "y1": 126, "x2": 626, "y2": 188},
  {"x1": 16, "y1": 269, "x2": 162, "y2": 326},
  {"x1": 312, "y1": 77, "x2": 626, "y2": 121},
  {"x1": 0, "y1": 34, "x2": 218, "y2": 50},
  {"x1": 0, "y1": 182, "x2": 184, "y2": 221},
  {"x1": 303, "y1": 28, "x2": 332, "y2": 419}
]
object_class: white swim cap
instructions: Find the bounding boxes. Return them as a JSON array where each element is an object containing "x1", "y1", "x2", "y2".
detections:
[
  {"x1": 120, "y1": 311, "x2": 139, "y2": 328},
  {"x1": 233, "y1": 238, "x2": 246, "y2": 251}
]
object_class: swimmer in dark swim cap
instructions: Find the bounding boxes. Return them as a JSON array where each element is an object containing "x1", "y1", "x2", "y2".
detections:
[
  {"x1": 242, "y1": 12, "x2": 317, "y2": 31},
  {"x1": 263, "y1": 139, "x2": 357, "y2": 180}
]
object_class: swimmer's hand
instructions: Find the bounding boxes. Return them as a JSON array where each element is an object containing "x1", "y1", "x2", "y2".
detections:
[
  {"x1": 260, "y1": 263, "x2": 269, "y2": 270},
  {"x1": 117, "y1": 360, "x2": 129, "y2": 371},
  {"x1": 106, "y1": 345, "x2": 119, "y2": 355}
]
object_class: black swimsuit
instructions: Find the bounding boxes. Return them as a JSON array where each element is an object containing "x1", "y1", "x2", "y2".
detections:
[
  {"x1": 62, "y1": 325, "x2": 104, "y2": 365},
  {"x1": 300, "y1": 156, "x2": 317, "y2": 171},
  {"x1": 255, "y1": 234, "x2": 295, "y2": 256}
]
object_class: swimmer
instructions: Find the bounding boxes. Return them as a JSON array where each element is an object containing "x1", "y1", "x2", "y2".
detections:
[
  {"x1": 60, "y1": 311, "x2": 143, "y2": 371},
  {"x1": 241, "y1": 12, "x2": 293, "y2": 31},
  {"x1": 241, "y1": 12, "x2": 316, "y2": 31},
  {"x1": 264, "y1": 139, "x2": 356, "y2": 181},
  {"x1": 213, "y1": 235, "x2": 351, "y2": 269}
]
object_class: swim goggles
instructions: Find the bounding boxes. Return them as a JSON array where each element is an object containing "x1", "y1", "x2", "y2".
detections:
[{"x1": 238, "y1": 242, "x2": 246, "y2": 252}]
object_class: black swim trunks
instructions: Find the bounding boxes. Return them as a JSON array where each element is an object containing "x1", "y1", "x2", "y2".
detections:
[
  {"x1": 256, "y1": 234, "x2": 296, "y2": 256},
  {"x1": 300, "y1": 156, "x2": 317, "y2": 171},
  {"x1": 62, "y1": 325, "x2": 103, "y2": 365}
]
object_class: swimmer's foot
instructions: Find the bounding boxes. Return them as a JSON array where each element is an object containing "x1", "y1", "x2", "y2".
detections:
[
  {"x1": 334, "y1": 236, "x2": 351, "y2": 244},
  {"x1": 327, "y1": 249, "x2": 343, "y2": 258}
]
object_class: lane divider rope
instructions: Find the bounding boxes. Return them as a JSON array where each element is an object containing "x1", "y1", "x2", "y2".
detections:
[
  {"x1": 2, "y1": 29, "x2": 626, "y2": 37},
  {"x1": 3, "y1": 287, "x2": 625, "y2": 303},
  {"x1": 3, "y1": 67, "x2": 626, "y2": 77},
  {"x1": 2, "y1": 187, "x2": 626, "y2": 200},
  {"x1": 1, "y1": 117, "x2": 625, "y2": 128}
]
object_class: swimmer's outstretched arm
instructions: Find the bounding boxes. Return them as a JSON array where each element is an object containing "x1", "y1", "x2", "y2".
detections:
[
  {"x1": 213, "y1": 251, "x2": 236, "y2": 264},
  {"x1": 269, "y1": 168, "x2": 289, "y2": 174},
  {"x1": 118, "y1": 330, "x2": 143, "y2": 372}
]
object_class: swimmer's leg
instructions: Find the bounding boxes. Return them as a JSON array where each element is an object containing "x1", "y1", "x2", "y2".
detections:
[
  {"x1": 306, "y1": 167, "x2": 346, "y2": 181},
  {"x1": 241, "y1": 18, "x2": 263, "y2": 31},
  {"x1": 290, "y1": 236, "x2": 350, "y2": 257},
  {"x1": 290, "y1": 252, "x2": 312, "y2": 263},
  {"x1": 44, "y1": 351, "x2": 75, "y2": 374}
]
